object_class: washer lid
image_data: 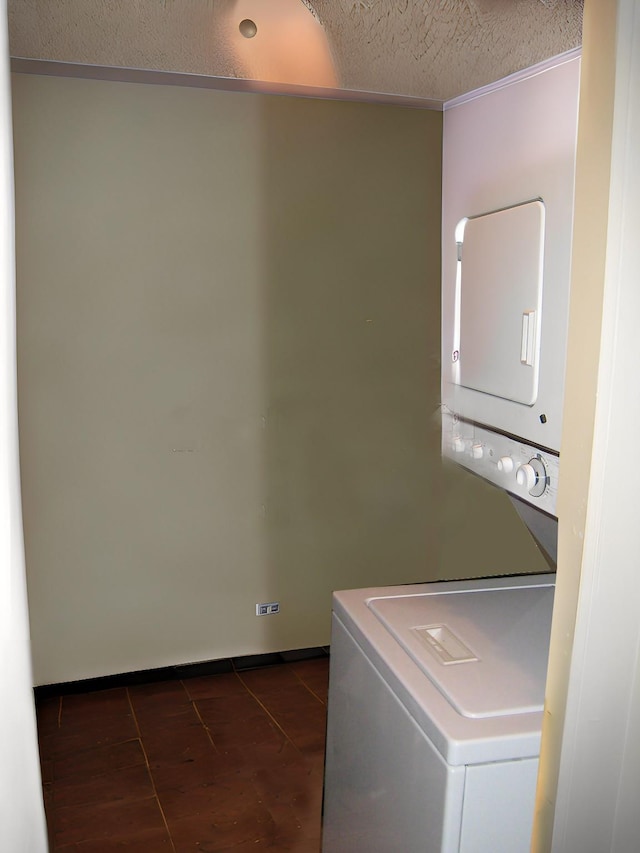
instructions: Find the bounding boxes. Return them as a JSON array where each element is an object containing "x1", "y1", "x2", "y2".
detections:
[{"x1": 368, "y1": 584, "x2": 553, "y2": 719}]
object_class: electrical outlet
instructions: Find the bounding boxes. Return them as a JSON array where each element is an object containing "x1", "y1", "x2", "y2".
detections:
[{"x1": 256, "y1": 601, "x2": 280, "y2": 616}]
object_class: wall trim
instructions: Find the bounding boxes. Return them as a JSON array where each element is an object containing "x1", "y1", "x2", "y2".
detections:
[
  {"x1": 444, "y1": 47, "x2": 582, "y2": 111},
  {"x1": 10, "y1": 57, "x2": 444, "y2": 110},
  {"x1": 33, "y1": 646, "x2": 330, "y2": 699},
  {"x1": 11, "y1": 50, "x2": 585, "y2": 113}
]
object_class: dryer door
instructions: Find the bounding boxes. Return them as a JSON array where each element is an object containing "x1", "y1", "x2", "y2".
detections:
[{"x1": 457, "y1": 200, "x2": 545, "y2": 406}]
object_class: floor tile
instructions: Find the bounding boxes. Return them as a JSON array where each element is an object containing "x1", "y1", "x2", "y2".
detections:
[
  {"x1": 140, "y1": 712, "x2": 219, "y2": 793},
  {"x1": 62, "y1": 688, "x2": 131, "y2": 718},
  {"x1": 52, "y1": 738, "x2": 146, "y2": 782},
  {"x1": 149, "y1": 754, "x2": 222, "y2": 793},
  {"x1": 137, "y1": 709, "x2": 212, "y2": 754},
  {"x1": 52, "y1": 763, "x2": 155, "y2": 809},
  {"x1": 251, "y1": 752, "x2": 320, "y2": 807},
  {"x1": 37, "y1": 660, "x2": 328, "y2": 853},
  {"x1": 56, "y1": 826, "x2": 173, "y2": 852},
  {"x1": 52, "y1": 795, "x2": 167, "y2": 848},
  {"x1": 231, "y1": 834, "x2": 321, "y2": 852},
  {"x1": 159, "y1": 772, "x2": 260, "y2": 824},
  {"x1": 238, "y1": 665, "x2": 302, "y2": 694},
  {"x1": 290, "y1": 659, "x2": 330, "y2": 703},
  {"x1": 40, "y1": 756, "x2": 54, "y2": 785},
  {"x1": 182, "y1": 672, "x2": 248, "y2": 701},
  {"x1": 36, "y1": 696, "x2": 62, "y2": 738},
  {"x1": 39, "y1": 727, "x2": 139, "y2": 764},
  {"x1": 194, "y1": 692, "x2": 268, "y2": 725},
  {"x1": 42, "y1": 783, "x2": 56, "y2": 851},
  {"x1": 169, "y1": 798, "x2": 276, "y2": 852},
  {"x1": 243, "y1": 683, "x2": 327, "y2": 754},
  {"x1": 195, "y1": 694, "x2": 286, "y2": 751},
  {"x1": 128, "y1": 680, "x2": 191, "y2": 717},
  {"x1": 41, "y1": 689, "x2": 139, "y2": 760}
]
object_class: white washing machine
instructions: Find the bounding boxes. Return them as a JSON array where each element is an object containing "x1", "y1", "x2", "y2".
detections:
[{"x1": 322, "y1": 573, "x2": 554, "y2": 853}]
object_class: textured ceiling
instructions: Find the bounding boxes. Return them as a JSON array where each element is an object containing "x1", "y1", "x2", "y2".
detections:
[
  {"x1": 310, "y1": 0, "x2": 583, "y2": 100},
  {"x1": 8, "y1": 0, "x2": 583, "y2": 102}
]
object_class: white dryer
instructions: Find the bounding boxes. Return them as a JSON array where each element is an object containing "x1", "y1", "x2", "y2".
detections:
[{"x1": 322, "y1": 574, "x2": 554, "y2": 853}]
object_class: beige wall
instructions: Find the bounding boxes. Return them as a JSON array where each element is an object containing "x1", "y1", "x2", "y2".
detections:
[
  {"x1": 13, "y1": 71, "x2": 546, "y2": 686},
  {"x1": 13, "y1": 73, "x2": 442, "y2": 684}
]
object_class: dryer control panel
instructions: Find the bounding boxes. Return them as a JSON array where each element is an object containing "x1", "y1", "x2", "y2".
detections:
[{"x1": 442, "y1": 412, "x2": 559, "y2": 517}]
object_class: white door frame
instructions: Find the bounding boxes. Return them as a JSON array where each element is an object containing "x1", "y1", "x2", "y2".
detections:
[
  {"x1": 547, "y1": 0, "x2": 640, "y2": 850},
  {"x1": 0, "y1": 0, "x2": 48, "y2": 847}
]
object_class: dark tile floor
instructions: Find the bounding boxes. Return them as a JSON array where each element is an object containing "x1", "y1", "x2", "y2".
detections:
[{"x1": 36, "y1": 656, "x2": 329, "y2": 852}]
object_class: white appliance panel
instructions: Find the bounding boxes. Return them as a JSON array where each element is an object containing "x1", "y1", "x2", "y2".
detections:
[
  {"x1": 441, "y1": 56, "x2": 581, "y2": 452},
  {"x1": 458, "y1": 201, "x2": 545, "y2": 406},
  {"x1": 322, "y1": 575, "x2": 555, "y2": 853},
  {"x1": 322, "y1": 615, "x2": 465, "y2": 853},
  {"x1": 459, "y1": 759, "x2": 540, "y2": 853},
  {"x1": 442, "y1": 415, "x2": 560, "y2": 516}
]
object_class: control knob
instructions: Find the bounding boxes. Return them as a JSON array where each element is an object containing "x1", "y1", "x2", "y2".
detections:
[
  {"x1": 516, "y1": 456, "x2": 549, "y2": 497},
  {"x1": 497, "y1": 456, "x2": 514, "y2": 474},
  {"x1": 452, "y1": 437, "x2": 466, "y2": 454}
]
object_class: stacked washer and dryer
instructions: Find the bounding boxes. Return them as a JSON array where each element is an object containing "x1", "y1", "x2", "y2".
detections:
[{"x1": 322, "y1": 53, "x2": 581, "y2": 853}]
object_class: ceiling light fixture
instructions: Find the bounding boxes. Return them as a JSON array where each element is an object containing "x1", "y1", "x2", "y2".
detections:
[{"x1": 239, "y1": 18, "x2": 258, "y2": 38}]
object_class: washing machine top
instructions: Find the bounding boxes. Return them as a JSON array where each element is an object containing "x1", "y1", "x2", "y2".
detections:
[
  {"x1": 368, "y1": 583, "x2": 553, "y2": 719},
  {"x1": 332, "y1": 574, "x2": 555, "y2": 765}
]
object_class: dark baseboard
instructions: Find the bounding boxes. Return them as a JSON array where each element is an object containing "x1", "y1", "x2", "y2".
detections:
[{"x1": 34, "y1": 645, "x2": 330, "y2": 701}]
